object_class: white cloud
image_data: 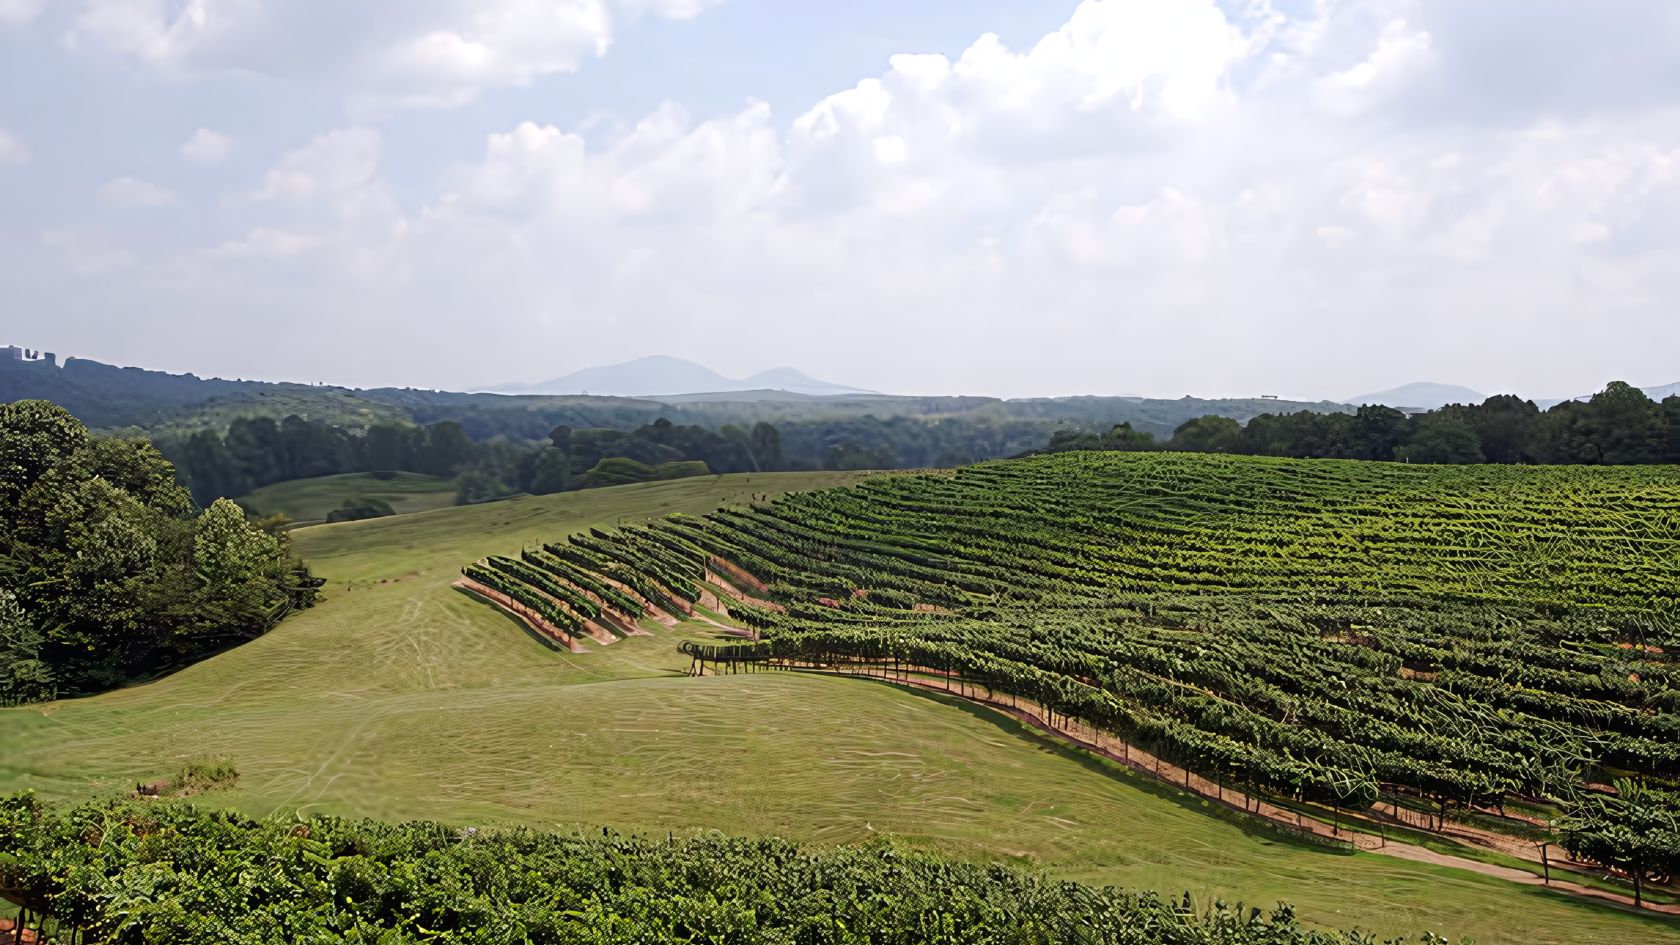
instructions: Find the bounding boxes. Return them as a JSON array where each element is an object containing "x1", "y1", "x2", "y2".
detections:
[
  {"x1": 0, "y1": 129, "x2": 27, "y2": 165},
  {"x1": 65, "y1": 0, "x2": 714, "y2": 108},
  {"x1": 252, "y1": 128, "x2": 383, "y2": 203},
  {"x1": 98, "y1": 176, "x2": 177, "y2": 207},
  {"x1": 180, "y1": 128, "x2": 233, "y2": 165},
  {"x1": 48, "y1": 0, "x2": 1680, "y2": 397},
  {"x1": 201, "y1": 128, "x2": 407, "y2": 287},
  {"x1": 41, "y1": 229, "x2": 137, "y2": 274},
  {"x1": 614, "y1": 0, "x2": 723, "y2": 21},
  {"x1": 0, "y1": 0, "x2": 45, "y2": 27}
]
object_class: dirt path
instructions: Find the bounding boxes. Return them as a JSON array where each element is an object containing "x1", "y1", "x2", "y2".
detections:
[{"x1": 781, "y1": 663, "x2": 1680, "y2": 918}]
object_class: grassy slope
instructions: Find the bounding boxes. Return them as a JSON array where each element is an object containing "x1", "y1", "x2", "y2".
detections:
[
  {"x1": 1, "y1": 472, "x2": 1673, "y2": 945},
  {"x1": 237, "y1": 471, "x2": 460, "y2": 523}
]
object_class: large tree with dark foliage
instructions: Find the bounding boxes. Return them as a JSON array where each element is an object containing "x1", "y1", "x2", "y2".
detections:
[{"x1": 0, "y1": 401, "x2": 321, "y2": 703}]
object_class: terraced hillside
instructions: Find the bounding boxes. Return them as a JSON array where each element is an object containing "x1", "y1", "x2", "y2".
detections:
[{"x1": 462, "y1": 452, "x2": 1680, "y2": 905}]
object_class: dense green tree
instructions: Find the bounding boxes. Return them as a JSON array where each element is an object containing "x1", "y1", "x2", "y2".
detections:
[
  {"x1": 1348, "y1": 405, "x2": 1408, "y2": 461},
  {"x1": 419, "y1": 421, "x2": 474, "y2": 476},
  {"x1": 1237, "y1": 411, "x2": 1351, "y2": 458},
  {"x1": 0, "y1": 398, "x2": 89, "y2": 509},
  {"x1": 0, "y1": 590, "x2": 52, "y2": 705},
  {"x1": 1662, "y1": 397, "x2": 1680, "y2": 463},
  {"x1": 1170, "y1": 415, "x2": 1242, "y2": 453},
  {"x1": 278, "y1": 415, "x2": 353, "y2": 479},
  {"x1": 364, "y1": 422, "x2": 413, "y2": 473},
  {"x1": 1575, "y1": 382, "x2": 1662, "y2": 464},
  {"x1": 1396, "y1": 414, "x2": 1485, "y2": 464},
  {"x1": 173, "y1": 429, "x2": 244, "y2": 505},
  {"x1": 225, "y1": 416, "x2": 284, "y2": 487},
  {"x1": 1105, "y1": 422, "x2": 1157, "y2": 451},
  {"x1": 1459, "y1": 395, "x2": 1539, "y2": 463},
  {"x1": 455, "y1": 469, "x2": 505, "y2": 505},
  {"x1": 750, "y1": 420, "x2": 784, "y2": 469},
  {"x1": 526, "y1": 446, "x2": 572, "y2": 495},
  {"x1": 0, "y1": 401, "x2": 320, "y2": 699}
]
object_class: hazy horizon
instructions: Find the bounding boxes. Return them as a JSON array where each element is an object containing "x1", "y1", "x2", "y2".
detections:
[
  {"x1": 6, "y1": 344, "x2": 1671, "y2": 406},
  {"x1": 3, "y1": 1, "x2": 1678, "y2": 399}
]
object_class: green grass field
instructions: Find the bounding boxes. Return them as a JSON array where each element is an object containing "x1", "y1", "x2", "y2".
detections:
[
  {"x1": 237, "y1": 470, "x2": 461, "y2": 523},
  {"x1": 2, "y1": 472, "x2": 1674, "y2": 944}
]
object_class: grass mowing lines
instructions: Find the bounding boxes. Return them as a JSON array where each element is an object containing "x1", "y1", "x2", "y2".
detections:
[{"x1": 5, "y1": 467, "x2": 1678, "y2": 944}]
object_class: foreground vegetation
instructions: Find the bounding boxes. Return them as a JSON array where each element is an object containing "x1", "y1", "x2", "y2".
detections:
[
  {"x1": 464, "y1": 452, "x2": 1680, "y2": 903},
  {"x1": 4, "y1": 472, "x2": 1668, "y2": 943},
  {"x1": 0, "y1": 793, "x2": 1444, "y2": 945}
]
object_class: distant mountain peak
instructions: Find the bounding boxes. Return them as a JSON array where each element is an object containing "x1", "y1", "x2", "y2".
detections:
[
  {"x1": 1640, "y1": 381, "x2": 1679, "y2": 401},
  {"x1": 484, "y1": 356, "x2": 874, "y2": 399},
  {"x1": 1343, "y1": 382, "x2": 1485, "y2": 411}
]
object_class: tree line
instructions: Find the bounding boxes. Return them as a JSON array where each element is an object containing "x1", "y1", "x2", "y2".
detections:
[
  {"x1": 156, "y1": 414, "x2": 790, "y2": 507},
  {"x1": 1040, "y1": 382, "x2": 1680, "y2": 464},
  {"x1": 0, "y1": 401, "x2": 321, "y2": 702}
]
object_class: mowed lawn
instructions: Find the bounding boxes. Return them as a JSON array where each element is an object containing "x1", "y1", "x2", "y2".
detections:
[
  {"x1": 1, "y1": 472, "x2": 1674, "y2": 945},
  {"x1": 238, "y1": 470, "x2": 459, "y2": 523}
]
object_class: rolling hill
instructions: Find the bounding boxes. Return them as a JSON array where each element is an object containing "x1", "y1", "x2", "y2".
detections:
[{"x1": 2, "y1": 468, "x2": 1674, "y2": 944}]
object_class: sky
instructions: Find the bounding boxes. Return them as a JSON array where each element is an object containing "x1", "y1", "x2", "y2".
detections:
[{"x1": 2, "y1": 0, "x2": 1678, "y2": 401}]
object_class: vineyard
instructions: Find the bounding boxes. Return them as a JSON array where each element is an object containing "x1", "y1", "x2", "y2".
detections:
[
  {"x1": 460, "y1": 452, "x2": 1680, "y2": 905},
  {"x1": 0, "y1": 792, "x2": 1445, "y2": 944}
]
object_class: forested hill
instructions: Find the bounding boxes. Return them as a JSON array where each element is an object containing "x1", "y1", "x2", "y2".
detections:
[
  {"x1": 1, "y1": 355, "x2": 1360, "y2": 500},
  {"x1": 0, "y1": 354, "x2": 1349, "y2": 441}
]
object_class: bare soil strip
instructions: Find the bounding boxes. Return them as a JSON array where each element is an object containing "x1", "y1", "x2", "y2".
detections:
[
  {"x1": 590, "y1": 573, "x2": 677, "y2": 628},
  {"x1": 452, "y1": 579, "x2": 587, "y2": 653},
  {"x1": 550, "y1": 581, "x2": 649, "y2": 639},
  {"x1": 709, "y1": 555, "x2": 770, "y2": 594},
  {"x1": 696, "y1": 584, "x2": 725, "y2": 615},
  {"x1": 705, "y1": 569, "x2": 786, "y2": 613}
]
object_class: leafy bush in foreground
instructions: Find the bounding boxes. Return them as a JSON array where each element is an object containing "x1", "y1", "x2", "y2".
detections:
[{"x1": 0, "y1": 794, "x2": 1447, "y2": 945}]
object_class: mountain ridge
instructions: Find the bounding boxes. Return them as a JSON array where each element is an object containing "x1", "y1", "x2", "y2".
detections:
[
  {"x1": 1346, "y1": 380, "x2": 1679, "y2": 411},
  {"x1": 485, "y1": 356, "x2": 874, "y2": 398}
]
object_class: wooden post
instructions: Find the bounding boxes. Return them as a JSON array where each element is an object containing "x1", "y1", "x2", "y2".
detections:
[{"x1": 1540, "y1": 843, "x2": 1550, "y2": 885}]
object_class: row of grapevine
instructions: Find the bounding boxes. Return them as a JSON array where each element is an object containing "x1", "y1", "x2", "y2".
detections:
[{"x1": 460, "y1": 451, "x2": 1680, "y2": 894}]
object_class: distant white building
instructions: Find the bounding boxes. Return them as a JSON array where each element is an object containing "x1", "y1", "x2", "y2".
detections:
[{"x1": 2, "y1": 345, "x2": 57, "y2": 366}]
